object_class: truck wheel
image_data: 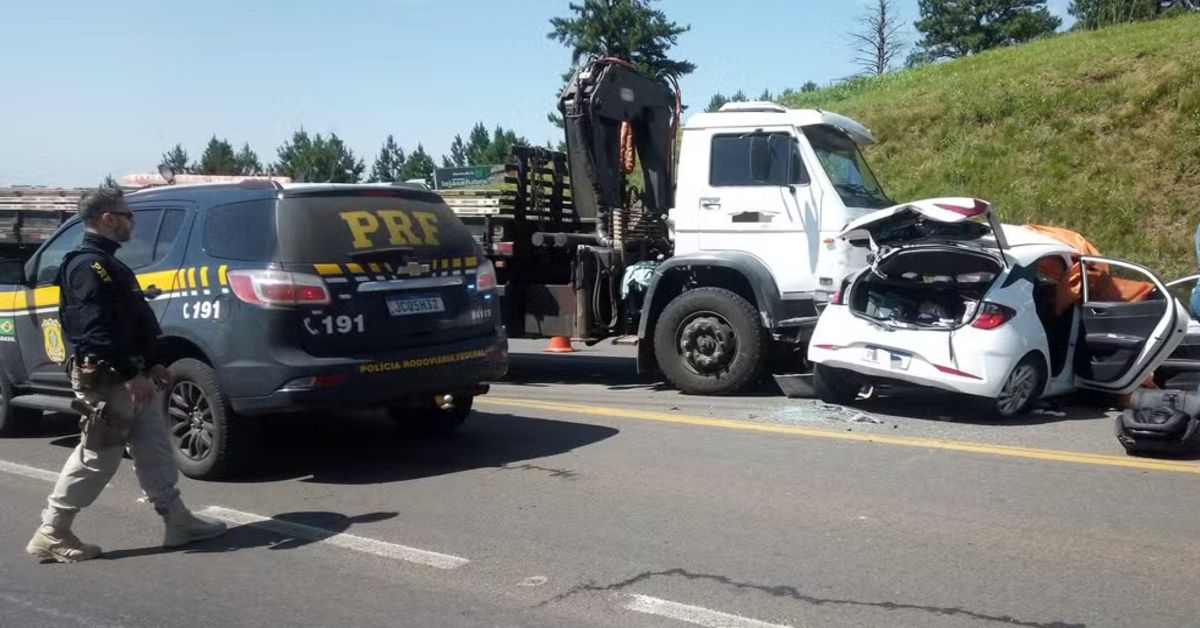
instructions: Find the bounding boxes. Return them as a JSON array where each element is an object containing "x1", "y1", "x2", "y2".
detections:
[
  {"x1": 654, "y1": 287, "x2": 765, "y2": 395},
  {"x1": 0, "y1": 373, "x2": 41, "y2": 437},
  {"x1": 390, "y1": 391, "x2": 474, "y2": 435},
  {"x1": 166, "y1": 358, "x2": 244, "y2": 480},
  {"x1": 814, "y1": 364, "x2": 861, "y2": 405}
]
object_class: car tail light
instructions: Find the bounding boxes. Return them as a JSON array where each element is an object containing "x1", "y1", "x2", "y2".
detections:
[
  {"x1": 474, "y1": 258, "x2": 497, "y2": 292},
  {"x1": 971, "y1": 302, "x2": 1016, "y2": 330},
  {"x1": 813, "y1": 344, "x2": 840, "y2": 351},
  {"x1": 228, "y1": 270, "x2": 331, "y2": 307},
  {"x1": 493, "y1": 241, "x2": 514, "y2": 256},
  {"x1": 829, "y1": 289, "x2": 844, "y2": 306}
]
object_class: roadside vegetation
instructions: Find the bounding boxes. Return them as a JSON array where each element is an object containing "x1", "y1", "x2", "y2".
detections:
[{"x1": 780, "y1": 14, "x2": 1200, "y2": 277}]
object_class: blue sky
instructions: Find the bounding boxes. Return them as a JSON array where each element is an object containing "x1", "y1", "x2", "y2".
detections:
[{"x1": 1, "y1": 0, "x2": 1073, "y2": 187}]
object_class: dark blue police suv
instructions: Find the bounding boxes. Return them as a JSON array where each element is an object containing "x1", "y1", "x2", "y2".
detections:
[{"x1": 0, "y1": 181, "x2": 508, "y2": 479}]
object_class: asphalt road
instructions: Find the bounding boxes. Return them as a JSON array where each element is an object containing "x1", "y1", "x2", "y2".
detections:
[{"x1": 1, "y1": 339, "x2": 1197, "y2": 628}]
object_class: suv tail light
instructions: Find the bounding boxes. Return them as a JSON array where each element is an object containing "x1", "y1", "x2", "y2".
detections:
[
  {"x1": 971, "y1": 302, "x2": 1016, "y2": 330},
  {"x1": 829, "y1": 288, "x2": 844, "y2": 306},
  {"x1": 228, "y1": 270, "x2": 331, "y2": 307},
  {"x1": 474, "y1": 258, "x2": 497, "y2": 292}
]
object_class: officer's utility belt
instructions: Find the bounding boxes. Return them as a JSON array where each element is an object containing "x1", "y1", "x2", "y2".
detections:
[
  {"x1": 67, "y1": 355, "x2": 134, "y2": 450},
  {"x1": 66, "y1": 355, "x2": 127, "y2": 391}
]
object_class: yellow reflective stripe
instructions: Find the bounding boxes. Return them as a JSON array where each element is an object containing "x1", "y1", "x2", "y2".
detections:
[
  {"x1": 199, "y1": 266, "x2": 210, "y2": 288},
  {"x1": 218, "y1": 265, "x2": 229, "y2": 286},
  {"x1": 313, "y1": 263, "x2": 342, "y2": 276},
  {"x1": 187, "y1": 268, "x2": 196, "y2": 289},
  {"x1": 138, "y1": 270, "x2": 177, "y2": 292},
  {"x1": 465, "y1": 256, "x2": 477, "y2": 267},
  {"x1": 346, "y1": 263, "x2": 365, "y2": 275},
  {"x1": 451, "y1": 258, "x2": 463, "y2": 269},
  {"x1": 368, "y1": 263, "x2": 382, "y2": 273}
]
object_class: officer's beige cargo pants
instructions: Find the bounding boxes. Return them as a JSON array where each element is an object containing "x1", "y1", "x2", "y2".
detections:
[{"x1": 41, "y1": 378, "x2": 182, "y2": 526}]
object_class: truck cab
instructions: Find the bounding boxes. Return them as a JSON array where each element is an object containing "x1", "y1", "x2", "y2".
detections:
[{"x1": 671, "y1": 102, "x2": 892, "y2": 308}]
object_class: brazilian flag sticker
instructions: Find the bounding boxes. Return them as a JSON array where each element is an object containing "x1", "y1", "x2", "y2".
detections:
[{"x1": 0, "y1": 318, "x2": 13, "y2": 337}]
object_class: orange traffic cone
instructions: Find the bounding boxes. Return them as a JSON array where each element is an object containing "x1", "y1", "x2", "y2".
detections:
[{"x1": 544, "y1": 336, "x2": 576, "y2": 353}]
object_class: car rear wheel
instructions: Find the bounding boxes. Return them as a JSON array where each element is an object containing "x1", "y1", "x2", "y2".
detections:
[
  {"x1": 389, "y1": 391, "x2": 474, "y2": 435},
  {"x1": 814, "y1": 364, "x2": 861, "y2": 405},
  {"x1": 0, "y1": 373, "x2": 41, "y2": 437},
  {"x1": 989, "y1": 354, "x2": 1046, "y2": 420},
  {"x1": 167, "y1": 358, "x2": 245, "y2": 480},
  {"x1": 654, "y1": 287, "x2": 765, "y2": 396}
]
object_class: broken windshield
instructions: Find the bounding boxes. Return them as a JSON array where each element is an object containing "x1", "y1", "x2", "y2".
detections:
[{"x1": 804, "y1": 124, "x2": 893, "y2": 209}]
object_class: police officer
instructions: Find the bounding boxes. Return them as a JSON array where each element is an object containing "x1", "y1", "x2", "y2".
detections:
[{"x1": 26, "y1": 187, "x2": 226, "y2": 563}]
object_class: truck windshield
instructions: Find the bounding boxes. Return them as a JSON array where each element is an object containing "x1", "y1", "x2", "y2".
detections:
[{"x1": 803, "y1": 125, "x2": 893, "y2": 209}]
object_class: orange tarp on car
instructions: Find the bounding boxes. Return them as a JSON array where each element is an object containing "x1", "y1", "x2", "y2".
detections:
[{"x1": 1023, "y1": 224, "x2": 1155, "y2": 309}]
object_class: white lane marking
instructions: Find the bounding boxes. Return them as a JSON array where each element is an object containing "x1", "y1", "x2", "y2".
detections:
[
  {"x1": 0, "y1": 459, "x2": 60, "y2": 483},
  {"x1": 0, "y1": 463, "x2": 469, "y2": 571},
  {"x1": 198, "y1": 506, "x2": 469, "y2": 570},
  {"x1": 0, "y1": 592, "x2": 131, "y2": 628},
  {"x1": 624, "y1": 594, "x2": 793, "y2": 628}
]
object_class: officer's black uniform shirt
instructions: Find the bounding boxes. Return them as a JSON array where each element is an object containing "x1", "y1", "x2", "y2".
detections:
[{"x1": 55, "y1": 232, "x2": 162, "y2": 379}]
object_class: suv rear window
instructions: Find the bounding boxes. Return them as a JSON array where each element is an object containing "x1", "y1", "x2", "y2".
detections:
[{"x1": 203, "y1": 191, "x2": 478, "y2": 263}]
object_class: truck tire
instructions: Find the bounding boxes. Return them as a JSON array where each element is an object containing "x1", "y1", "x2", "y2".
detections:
[
  {"x1": 0, "y1": 373, "x2": 41, "y2": 437},
  {"x1": 814, "y1": 364, "x2": 861, "y2": 406},
  {"x1": 654, "y1": 287, "x2": 765, "y2": 395},
  {"x1": 166, "y1": 358, "x2": 244, "y2": 480},
  {"x1": 390, "y1": 391, "x2": 474, "y2": 435}
]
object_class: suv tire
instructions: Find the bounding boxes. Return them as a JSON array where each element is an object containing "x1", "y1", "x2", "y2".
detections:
[
  {"x1": 654, "y1": 287, "x2": 765, "y2": 396},
  {"x1": 0, "y1": 373, "x2": 41, "y2": 437},
  {"x1": 166, "y1": 358, "x2": 243, "y2": 480}
]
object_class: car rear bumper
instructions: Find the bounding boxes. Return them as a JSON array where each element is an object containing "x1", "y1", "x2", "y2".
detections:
[
  {"x1": 225, "y1": 333, "x2": 508, "y2": 415},
  {"x1": 808, "y1": 306, "x2": 1036, "y2": 399}
]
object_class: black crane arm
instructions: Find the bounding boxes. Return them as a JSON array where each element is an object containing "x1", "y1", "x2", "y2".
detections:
[{"x1": 557, "y1": 58, "x2": 679, "y2": 248}]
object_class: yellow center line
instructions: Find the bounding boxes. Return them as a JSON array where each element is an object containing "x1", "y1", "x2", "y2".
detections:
[{"x1": 478, "y1": 397, "x2": 1200, "y2": 475}]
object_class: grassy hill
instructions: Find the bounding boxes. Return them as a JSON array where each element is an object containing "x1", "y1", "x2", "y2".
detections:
[{"x1": 781, "y1": 15, "x2": 1200, "y2": 278}]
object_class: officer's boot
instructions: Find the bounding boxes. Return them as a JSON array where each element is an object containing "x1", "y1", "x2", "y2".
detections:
[
  {"x1": 26, "y1": 509, "x2": 102, "y2": 563},
  {"x1": 158, "y1": 499, "x2": 227, "y2": 548}
]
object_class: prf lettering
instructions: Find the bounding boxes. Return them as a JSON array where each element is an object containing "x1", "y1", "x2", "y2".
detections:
[{"x1": 339, "y1": 209, "x2": 442, "y2": 249}]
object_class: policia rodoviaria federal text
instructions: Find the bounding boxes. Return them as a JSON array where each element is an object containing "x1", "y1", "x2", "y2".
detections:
[{"x1": 26, "y1": 187, "x2": 227, "y2": 563}]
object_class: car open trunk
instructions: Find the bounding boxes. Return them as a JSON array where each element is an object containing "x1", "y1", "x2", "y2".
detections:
[{"x1": 849, "y1": 247, "x2": 1003, "y2": 329}]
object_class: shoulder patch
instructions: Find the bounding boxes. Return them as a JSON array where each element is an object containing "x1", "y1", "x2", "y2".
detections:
[{"x1": 91, "y1": 261, "x2": 113, "y2": 283}]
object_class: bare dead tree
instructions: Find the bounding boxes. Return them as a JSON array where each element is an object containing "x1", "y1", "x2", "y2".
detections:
[{"x1": 849, "y1": 0, "x2": 906, "y2": 76}]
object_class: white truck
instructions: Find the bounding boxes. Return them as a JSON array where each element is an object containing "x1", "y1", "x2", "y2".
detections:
[{"x1": 454, "y1": 57, "x2": 893, "y2": 395}]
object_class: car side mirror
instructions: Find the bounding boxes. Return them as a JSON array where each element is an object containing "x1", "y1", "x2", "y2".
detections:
[{"x1": 0, "y1": 258, "x2": 26, "y2": 285}]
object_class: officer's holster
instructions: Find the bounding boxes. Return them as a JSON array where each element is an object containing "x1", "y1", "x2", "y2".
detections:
[{"x1": 67, "y1": 357, "x2": 133, "y2": 451}]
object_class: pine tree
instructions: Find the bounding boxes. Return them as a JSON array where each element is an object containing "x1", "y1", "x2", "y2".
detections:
[
  {"x1": 368, "y1": 135, "x2": 406, "y2": 182},
  {"x1": 546, "y1": 0, "x2": 694, "y2": 126},
  {"x1": 235, "y1": 143, "x2": 262, "y2": 175},
  {"x1": 197, "y1": 136, "x2": 239, "y2": 175},
  {"x1": 161, "y1": 144, "x2": 191, "y2": 174},
  {"x1": 914, "y1": 0, "x2": 1061, "y2": 60},
  {"x1": 401, "y1": 144, "x2": 436, "y2": 183},
  {"x1": 273, "y1": 130, "x2": 365, "y2": 183}
]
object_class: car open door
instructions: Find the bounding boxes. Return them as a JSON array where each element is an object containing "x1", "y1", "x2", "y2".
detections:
[{"x1": 1075, "y1": 256, "x2": 1188, "y2": 394}]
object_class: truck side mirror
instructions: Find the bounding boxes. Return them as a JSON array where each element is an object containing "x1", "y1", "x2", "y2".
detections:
[
  {"x1": 749, "y1": 135, "x2": 771, "y2": 183},
  {"x1": 0, "y1": 258, "x2": 26, "y2": 285}
]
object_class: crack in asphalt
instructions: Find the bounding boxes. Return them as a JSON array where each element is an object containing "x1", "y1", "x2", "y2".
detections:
[
  {"x1": 499, "y1": 463, "x2": 581, "y2": 480},
  {"x1": 541, "y1": 568, "x2": 1086, "y2": 628}
]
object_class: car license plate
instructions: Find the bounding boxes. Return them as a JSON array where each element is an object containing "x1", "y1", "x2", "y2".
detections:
[
  {"x1": 386, "y1": 295, "x2": 445, "y2": 316},
  {"x1": 864, "y1": 346, "x2": 911, "y2": 370}
]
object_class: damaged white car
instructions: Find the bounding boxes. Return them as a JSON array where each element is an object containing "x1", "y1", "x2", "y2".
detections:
[{"x1": 807, "y1": 198, "x2": 1189, "y2": 419}]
